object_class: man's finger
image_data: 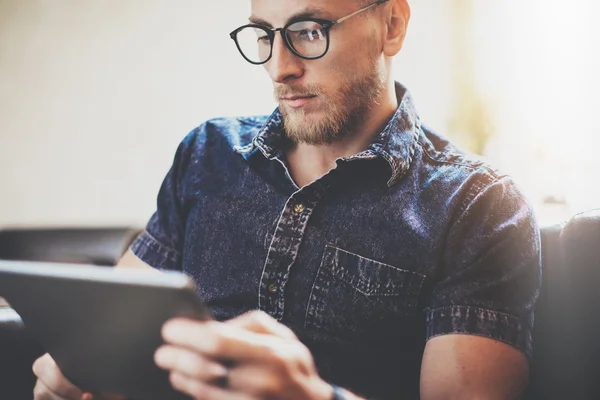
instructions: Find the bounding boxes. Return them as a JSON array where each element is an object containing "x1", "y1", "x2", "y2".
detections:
[
  {"x1": 34, "y1": 379, "x2": 55, "y2": 400},
  {"x1": 33, "y1": 354, "x2": 84, "y2": 400},
  {"x1": 225, "y1": 363, "x2": 281, "y2": 394},
  {"x1": 225, "y1": 311, "x2": 298, "y2": 340},
  {"x1": 169, "y1": 371, "x2": 251, "y2": 400},
  {"x1": 154, "y1": 345, "x2": 228, "y2": 381},
  {"x1": 162, "y1": 319, "x2": 283, "y2": 362},
  {"x1": 33, "y1": 379, "x2": 91, "y2": 400}
]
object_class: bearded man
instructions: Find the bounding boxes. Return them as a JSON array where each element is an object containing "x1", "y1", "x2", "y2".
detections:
[{"x1": 33, "y1": 1, "x2": 541, "y2": 399}]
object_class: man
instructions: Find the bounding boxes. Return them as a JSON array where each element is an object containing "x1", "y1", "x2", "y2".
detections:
[{"x1": 32, "y1": 0, "x2": 541, "y2": 399}]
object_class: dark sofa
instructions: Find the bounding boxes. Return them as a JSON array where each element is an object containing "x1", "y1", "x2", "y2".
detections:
[
  {"x1": 527, "y1": 209, "x2": 600, "y2": 399},
  {"x1": 1, "y1": 212, "x2": 599, "y2": 399}
]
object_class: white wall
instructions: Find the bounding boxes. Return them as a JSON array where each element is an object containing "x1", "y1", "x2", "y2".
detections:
[
  {"x1": 0, "y1": 0, "x2": 456, "y2": 228},
  {"x1": 472, "y1": 0, "x2": 600, "y2": 223}
]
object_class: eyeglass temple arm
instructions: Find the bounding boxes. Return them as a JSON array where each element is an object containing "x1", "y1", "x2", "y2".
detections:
[{"x1": 333, "y1": 0, "x2": 390, "y2": 25}]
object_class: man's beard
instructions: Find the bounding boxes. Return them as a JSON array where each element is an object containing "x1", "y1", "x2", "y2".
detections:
[{"x1": 275, "y1": 58, "x2": 386, "y2": 146}]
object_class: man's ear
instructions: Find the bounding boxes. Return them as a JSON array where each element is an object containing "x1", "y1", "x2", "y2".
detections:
[{"x1": 382, "y1": 0, "x2": 411, "y2": 57}]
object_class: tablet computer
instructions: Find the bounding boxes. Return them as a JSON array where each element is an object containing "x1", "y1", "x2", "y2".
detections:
[{"x1": 0, "y1": 260, "x2": 212, "y2": 400}]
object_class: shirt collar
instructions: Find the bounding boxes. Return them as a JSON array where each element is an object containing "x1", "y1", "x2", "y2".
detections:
[{"x1": 235, "y1": 82, "x2": 421, "y2": 187}]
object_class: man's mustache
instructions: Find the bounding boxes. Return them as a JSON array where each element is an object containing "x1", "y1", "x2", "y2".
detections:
[{"x1": 274, "y1": 84, "x2": 323, "y2": 100}]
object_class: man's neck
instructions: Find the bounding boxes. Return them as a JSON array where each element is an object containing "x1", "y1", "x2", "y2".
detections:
[{"x1": 285, "y1": 82, "x2": 398, "y2": 188}]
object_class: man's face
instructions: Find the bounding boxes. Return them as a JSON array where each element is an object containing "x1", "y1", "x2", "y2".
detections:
[{"x1": 249, "y1": 0, "x2": 387, "y2": 145}]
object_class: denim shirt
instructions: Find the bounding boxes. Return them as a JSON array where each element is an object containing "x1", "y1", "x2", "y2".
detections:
[{"x1": 131, "y1": 83, "x2": 541, "y2": 399}]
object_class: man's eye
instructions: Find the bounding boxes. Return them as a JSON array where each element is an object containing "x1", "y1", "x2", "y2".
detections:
[
  {"x1": 298, "y1": 29, "x2": 323, "y2": 41},
  {"x1": 257, "y1": 36, "x2": 270, "y2": 43}
]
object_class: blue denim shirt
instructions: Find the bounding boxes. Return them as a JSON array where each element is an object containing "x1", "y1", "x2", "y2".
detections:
[{"x1": 131, "y1": 83, "x2": 541, "y2": 399}]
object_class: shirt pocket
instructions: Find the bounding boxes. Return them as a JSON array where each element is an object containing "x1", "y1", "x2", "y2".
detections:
[{"x1": 304, "y1": 244, "x2": 426, "y2": 342}]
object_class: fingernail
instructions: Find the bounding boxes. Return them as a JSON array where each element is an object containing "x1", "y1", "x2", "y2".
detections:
[
  {"x1": 155, "y1": 347, "x2": 172, "y2": 365},
  {"x1": 81, "y1": 393, "x2": 93, "y2": 400},
  {"x1": 161, "y1": 322, "x2": 173, "y2": 338}
]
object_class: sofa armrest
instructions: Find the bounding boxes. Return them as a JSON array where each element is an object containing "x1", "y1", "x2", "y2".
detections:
[{"x1": 0, "y1": 227, "x2": 141, "y2": 266}]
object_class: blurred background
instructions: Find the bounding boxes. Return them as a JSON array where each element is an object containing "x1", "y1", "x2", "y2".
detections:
[{"x1": 0, "y1": 0, "x2": 599, "y2": 229}]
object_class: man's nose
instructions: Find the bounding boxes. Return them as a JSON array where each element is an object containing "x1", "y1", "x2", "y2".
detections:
[{"x1": 264, "y1": 33, "x2": 303, "y2": 83}]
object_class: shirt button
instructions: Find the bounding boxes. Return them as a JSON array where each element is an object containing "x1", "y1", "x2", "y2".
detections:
[
  {"x1": 268, "y1": 283, "x2": 278, "y2": 294},
  {"x1": 293, "y1": 203, "x2": 305, "y2": 214}
]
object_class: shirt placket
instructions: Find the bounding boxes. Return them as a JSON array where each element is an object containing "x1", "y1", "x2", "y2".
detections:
[{"x1": 258, "y1": 183, "x2": 325, "y2": 321}]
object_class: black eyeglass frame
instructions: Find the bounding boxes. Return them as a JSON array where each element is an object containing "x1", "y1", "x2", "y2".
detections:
[{"x1": 229, "y1": 0, "x2": 389, "y2": 65}]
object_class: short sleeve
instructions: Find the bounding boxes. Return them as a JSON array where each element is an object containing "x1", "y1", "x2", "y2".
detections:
[
  {"x1": 130, "y1": 128, "x2": 200, "y2": 271},
  {"x1": 425, "y1": 174, "x2": 542, "y2": 357}
]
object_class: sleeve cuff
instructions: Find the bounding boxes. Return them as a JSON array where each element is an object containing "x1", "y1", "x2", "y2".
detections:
[
  {"x1": 130, "y1": 230, "x2": 181, "y2": 271},
  {"x1": 425, "y1": 305, "x2": 533, "y2": 358}
]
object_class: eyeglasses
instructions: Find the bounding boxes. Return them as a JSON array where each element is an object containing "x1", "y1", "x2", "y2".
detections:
[{"x1": 229, "y1": 0, "x2": 389, "y2": 65}]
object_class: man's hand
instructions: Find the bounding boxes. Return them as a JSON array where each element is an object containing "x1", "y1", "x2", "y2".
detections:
[
  {"x1": 33, "y1": 353, "x2": 93, "y2": 400},
  {"x1": 155, "y1": 310, "x2": 335, "y2": 400},
  {"x1": 32, "y1": 353, "x2": 123, "y2": 400}
]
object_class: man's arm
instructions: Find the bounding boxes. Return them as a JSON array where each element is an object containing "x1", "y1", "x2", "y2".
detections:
[
  {"x1": 332, "y1": 334, "x2": 528, "y2": 400},
  {"x1": 418, "y1": 173, "x2": 539, "y2": 400},
  {"x1": 420, "y1": 335, "x2": 528, "y2": 400}
]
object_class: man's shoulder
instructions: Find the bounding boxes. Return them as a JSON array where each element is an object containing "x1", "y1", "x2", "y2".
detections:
[
  {"x1": 409, "y1": 126, "x2": 538, "y2": 246},
  {"x1": 411, "y1": 125, "x2": 529, "y2": 215},
  {"x1": 416, "y1": 125, "x2": 504, "y2": 183},
  {"x1": 181, "y1": 115, "x2": 271, "y2": 153}
]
